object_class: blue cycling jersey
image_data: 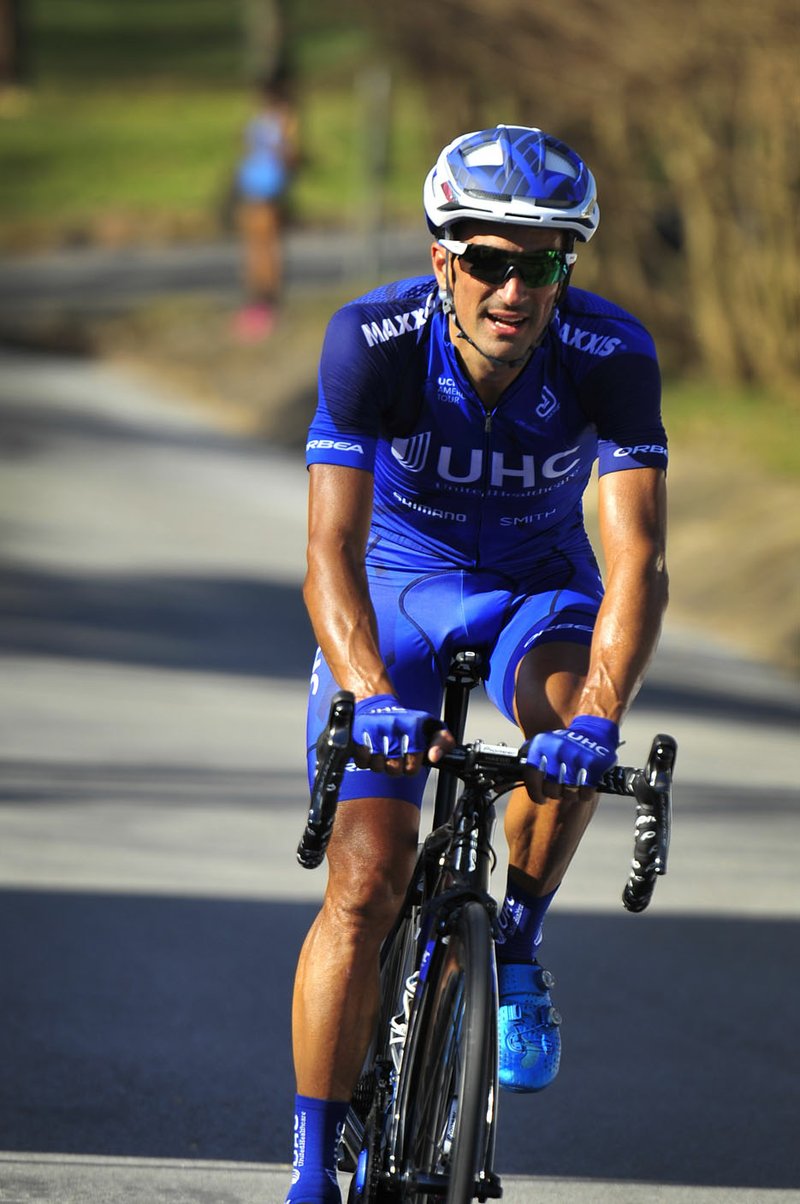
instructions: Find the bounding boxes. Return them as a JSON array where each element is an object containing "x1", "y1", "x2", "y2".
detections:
[{"x1": 306, "y1": 278, "x2": 667, "y2": 574}]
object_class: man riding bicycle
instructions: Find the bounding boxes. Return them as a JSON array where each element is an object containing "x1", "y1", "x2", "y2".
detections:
[{"x1": 287, "y1": 125, "x2": 669, "y2": 1203}]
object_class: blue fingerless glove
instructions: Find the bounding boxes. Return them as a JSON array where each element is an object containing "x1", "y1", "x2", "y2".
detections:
[
  {"x1": 352, "y1": 694, "x2": 442, "y2": 758},
  {"x1": 526, "y1": 715, "x2": 620, "y2": 787}
]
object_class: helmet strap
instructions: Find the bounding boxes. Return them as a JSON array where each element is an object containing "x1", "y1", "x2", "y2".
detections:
[{"x1": 552, "y1": 233, "x2": 577, "y2": 306}]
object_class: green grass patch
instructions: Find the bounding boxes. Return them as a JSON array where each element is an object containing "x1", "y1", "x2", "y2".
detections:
[
  {"x1": 0, "y1": 78, "x2": 433, "y2": 247},
  {"x1": 293, "y1": 79, "x2": 434, "y2": 228},
  {"x1": 662, "y1": 379, "x2": 800, "y2": 479},
  {"x1": 0, "y1": 3, "x2": 431, "y2": 247},
  {"x1": 1, "y1": 87, "x2": 247, "y2": 218}
]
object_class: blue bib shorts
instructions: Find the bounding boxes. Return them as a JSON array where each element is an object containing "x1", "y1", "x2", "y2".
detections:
[{"x1": 306, "y1": 539, "x2": 603, "y2": 807}]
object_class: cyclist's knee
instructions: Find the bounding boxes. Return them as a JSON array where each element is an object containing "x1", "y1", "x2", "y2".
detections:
[
  {"x1": 323, "y1": 796, "x2": 419, "y2": 938},
  {"x1": 324, "y1": 869, "x2": 406, "y2": 943}
]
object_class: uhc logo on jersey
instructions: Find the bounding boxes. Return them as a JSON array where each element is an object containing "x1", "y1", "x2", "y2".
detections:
[
  {"x1": 391, "y1": 432, "x2": 431, "y2": 472},
  {"x1": 390, "y1": 432, "x2": 582, "y2": 491}
]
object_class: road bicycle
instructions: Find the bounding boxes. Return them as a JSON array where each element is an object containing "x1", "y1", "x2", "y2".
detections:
[{"x1": 297, "y1": 650, "x2": 676, "y2": 1202}]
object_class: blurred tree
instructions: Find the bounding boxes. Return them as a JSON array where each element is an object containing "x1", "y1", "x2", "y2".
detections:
[
  {"x1": 0, "y1": 0, "x2": 27, "y2": 89},
  {"x1": 357, "y1": 0, "x2": 799, "y2": 396},
  {"x1": 241, "y1": 0, "x2": 284, "y2": 83}
]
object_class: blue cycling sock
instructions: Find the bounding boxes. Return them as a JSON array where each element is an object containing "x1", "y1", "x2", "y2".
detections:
[
  {"x1": 285, "y1": 1094, "x2": 349, "y2": 1204},
  {"x1": 495, "y1": 872, "x2": 558, "y2": 964}
]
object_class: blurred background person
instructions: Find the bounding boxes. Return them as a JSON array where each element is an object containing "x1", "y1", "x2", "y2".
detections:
[{"x1": 233, "y1": 71, "x2": 298, "y2": 341}]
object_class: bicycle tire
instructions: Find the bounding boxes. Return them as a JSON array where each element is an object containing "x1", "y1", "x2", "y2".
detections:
[{"x1": 399, "y1": 900, "x2": 497, "y2": 1204}]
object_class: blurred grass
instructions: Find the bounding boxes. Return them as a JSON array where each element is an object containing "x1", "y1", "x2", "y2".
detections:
[
  {"x1": 663, "y1": 382, "x2": 800, "y2": 480},
  {"x1": 1, "y1": 88, "x2": 245, "y2": 219},
  {"x1": 25, "y1": 0, "x2": 244, "y2": 83},
  {"x1": 0, "y1": 1, "x2": 433, "y2": 247}
]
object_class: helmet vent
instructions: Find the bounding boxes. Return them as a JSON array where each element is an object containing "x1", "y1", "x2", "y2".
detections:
[
  {"x1": 466, "y1": 188, "x2": 513, "y2": 202},
  {"x1": 544, "y1": 147, "x2": 578, "y2": 178},
  {"x1": 464, "y1": 143, "x2": 505, "y2": 169}
]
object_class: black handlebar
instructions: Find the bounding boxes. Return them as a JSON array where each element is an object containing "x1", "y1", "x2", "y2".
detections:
[
  {"x1": 622, "y1": 732, "x2": 675, "y2": 911},
  {"x1": 296, "y1": 691, "x2": 354, "y2": 869},
  {"x1": 297, "y1": 690, "x2": 676, "y2": 913}
]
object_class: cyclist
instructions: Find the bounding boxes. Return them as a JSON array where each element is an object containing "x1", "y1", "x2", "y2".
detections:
[{"x1": 287, "y1": 125, "x2": 668, "y2": 1203}]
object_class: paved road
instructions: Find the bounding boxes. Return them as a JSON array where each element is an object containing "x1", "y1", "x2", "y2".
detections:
[
  {"x1": 0, "y1": 230, "x2": 432, "y2": 320},
  {"x1": 1, "y1": 348, "x2": 798, "y2": 1202}
]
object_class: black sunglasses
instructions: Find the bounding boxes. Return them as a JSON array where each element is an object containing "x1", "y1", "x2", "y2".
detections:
[{"x1": 439, "y1": 238, "x2": 576, "y2": 289}]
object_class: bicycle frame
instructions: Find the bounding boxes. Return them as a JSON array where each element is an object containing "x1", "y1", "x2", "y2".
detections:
[
  {"x1": 340, "y1": 762, "x2": 503, "y2": 1199},
  {"x1": 432, "y1": 649, "x2": 486, "y2": 828},
  {"x1": 339, "y1": 767, "x2": 501, "y2": 1146}
]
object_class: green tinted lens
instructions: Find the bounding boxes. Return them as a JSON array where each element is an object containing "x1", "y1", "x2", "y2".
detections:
[{"x1": 460, "y1": 246, "x2": 567, "y2": 287}]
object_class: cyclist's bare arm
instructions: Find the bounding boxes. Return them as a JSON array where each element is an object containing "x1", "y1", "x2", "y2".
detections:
[
  {"x1": 304, "y1": 462, "x2": 453, "y2": 773},
  {"x1": 305, "y1": 463, "x2": 390, "y2": 698},
  {"x1": 580, "y1": 465, "x2": 668, "y2": 722},
  {"x1": 519, "y1": 466, "x2": 668, "y2": 802}
]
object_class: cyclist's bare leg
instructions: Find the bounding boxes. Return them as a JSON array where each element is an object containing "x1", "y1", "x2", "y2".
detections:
[
  {"x1": 292, "y1": 795, "x2": 420, "y2": 1100},
  {"x1": 505, "y1": 640, "x2": 598, "y2": 894}
]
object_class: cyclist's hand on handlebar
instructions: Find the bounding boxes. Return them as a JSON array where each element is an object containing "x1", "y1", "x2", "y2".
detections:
[
  {"x1": 352, "y1": 694, "x2": 453, "y2": 776},
  {"x1": 524, "y1": 715, "x2": 620, "y2": 800}
]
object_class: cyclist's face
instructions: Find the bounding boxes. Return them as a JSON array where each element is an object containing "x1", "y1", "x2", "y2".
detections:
[{"x1": 432, "y1": 224, "x2": 567, "y2": 369}]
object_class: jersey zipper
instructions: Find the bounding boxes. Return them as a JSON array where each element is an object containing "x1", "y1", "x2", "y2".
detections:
[
  {"x1": 482, "y1": 410, "x2": 494, "y2": 488},
  {"x1": 474, "y1": 407, "x2": 496, "y2": 565}
]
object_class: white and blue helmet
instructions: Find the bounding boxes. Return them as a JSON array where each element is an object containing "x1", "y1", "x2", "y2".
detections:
[{"x1": 423, "y1": 125, "x2": 599, "y2": 242}]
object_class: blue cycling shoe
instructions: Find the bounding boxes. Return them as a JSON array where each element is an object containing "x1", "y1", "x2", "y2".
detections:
[{"x1": 497, "y1": 961, "x2": 562, "y2": 1092}]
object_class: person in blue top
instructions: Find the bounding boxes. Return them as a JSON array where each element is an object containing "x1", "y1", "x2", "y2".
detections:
[
  {"x1": 233, "y1": 75, "x2": 298, "y2": 340},
  {"x1": 287, "y1": 125, "x2": 669, "y2": 1203}
]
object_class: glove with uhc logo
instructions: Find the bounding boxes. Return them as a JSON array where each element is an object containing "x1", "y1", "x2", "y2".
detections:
[
  {"x1": 526, "y1": 715, "x2": 620, "y2": 789},
  {"x1": 352, "y1": 693, "x2": 444, "y2": 761}
]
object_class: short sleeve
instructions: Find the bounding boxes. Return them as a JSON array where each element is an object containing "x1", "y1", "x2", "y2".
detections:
[
  {"x1": 306, "y1": 305, "x2": 386, "y2": 472},
  {"x1": 578, "y1": 353, "x2": 669, "y2": 475}
]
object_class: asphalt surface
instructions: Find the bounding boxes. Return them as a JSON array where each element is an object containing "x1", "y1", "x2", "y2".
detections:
[
  {"x1": 0, "y1": 230, "x2": 433, "y2": 320},
  {"x1": 1, "y1": 346, "x2": 799, "y2": 1203}
]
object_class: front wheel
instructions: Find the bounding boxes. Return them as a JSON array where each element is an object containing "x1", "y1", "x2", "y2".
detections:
[{"x1": 398, "y1": 900, "x2": 498, "y2": 1204}]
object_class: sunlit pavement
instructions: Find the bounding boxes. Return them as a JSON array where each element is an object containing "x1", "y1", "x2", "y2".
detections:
[{"x1": 1, "y1": 1157, "x2": 798, "y2": 1204}]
